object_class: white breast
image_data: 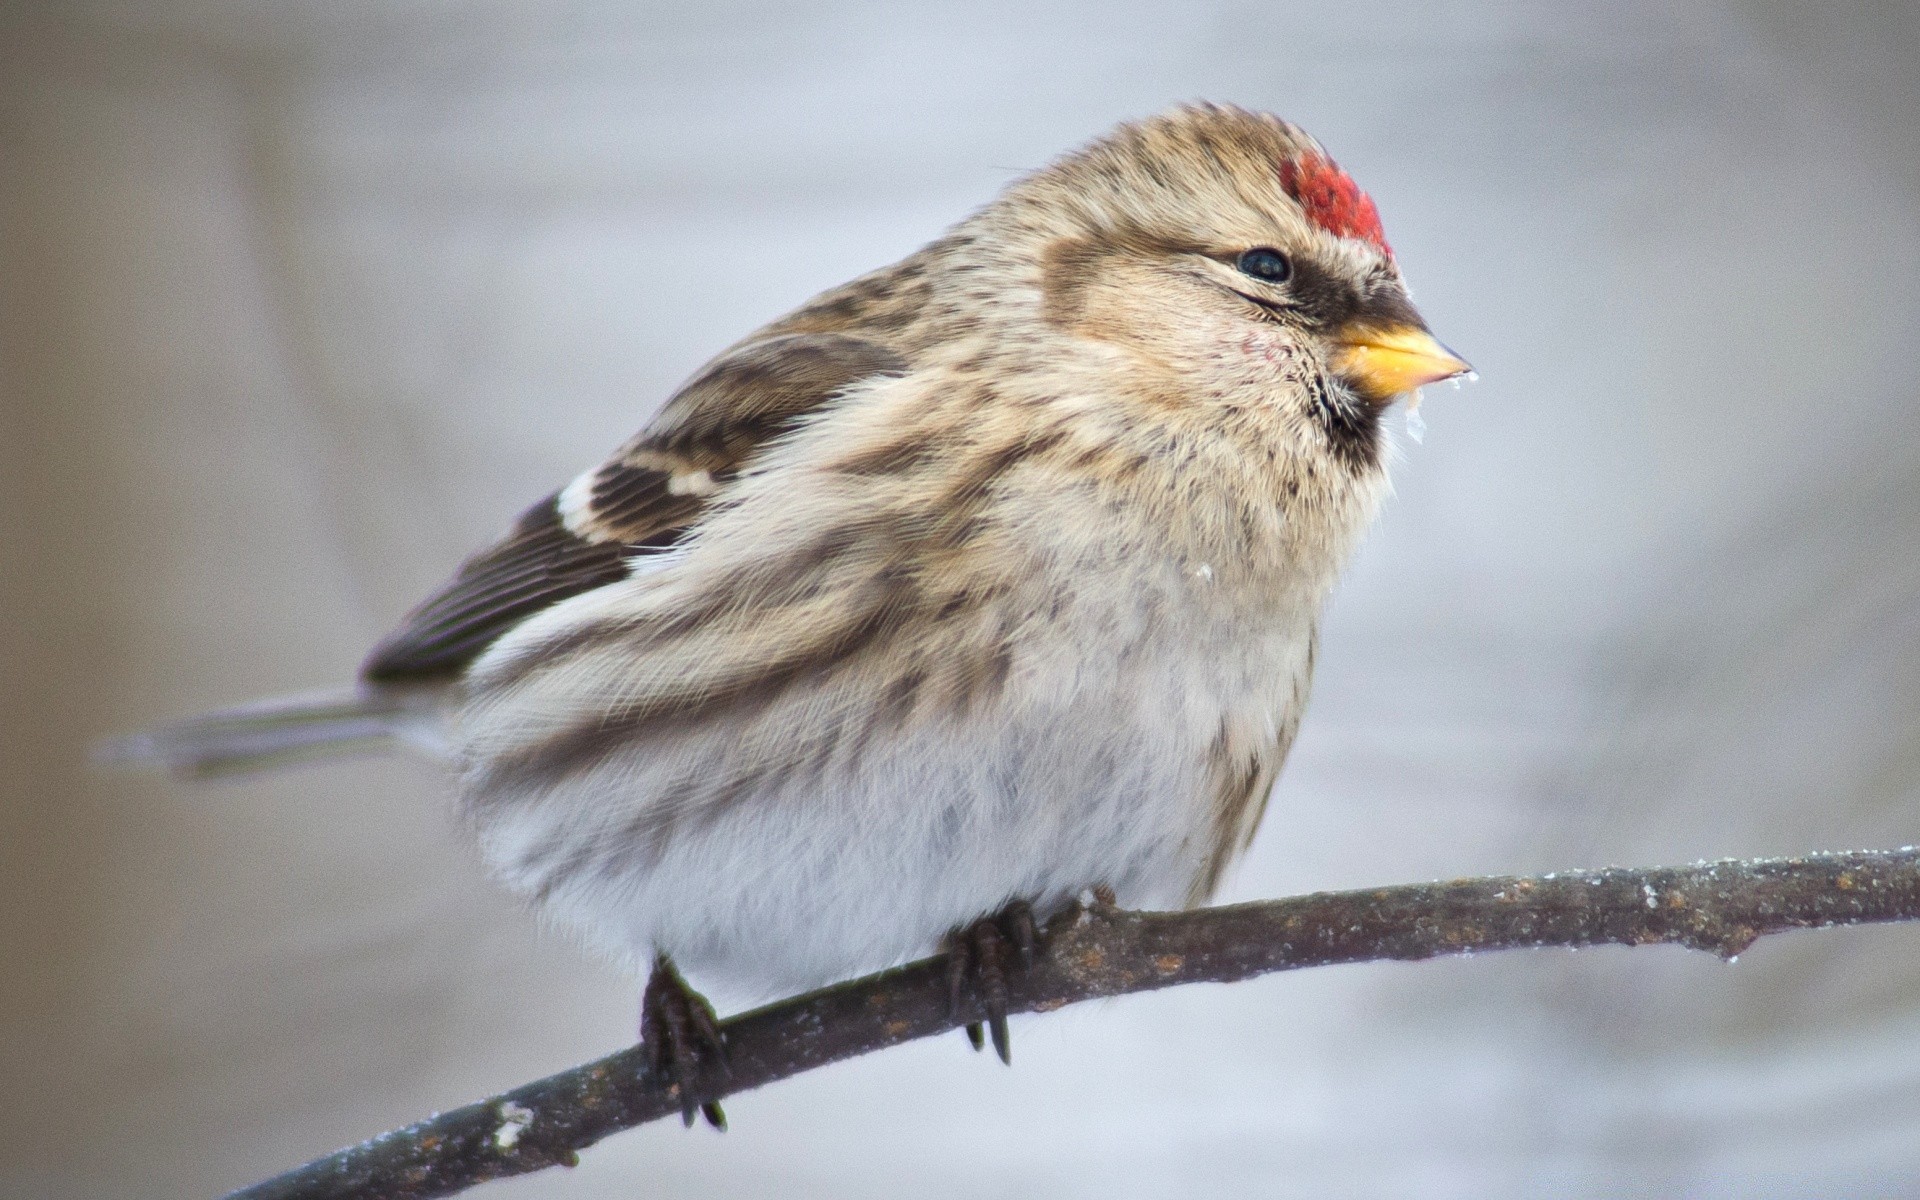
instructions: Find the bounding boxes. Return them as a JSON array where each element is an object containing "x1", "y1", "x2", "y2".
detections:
[{"x1": 459, "y1": 541, "x2": 1319, "y2": 1001}]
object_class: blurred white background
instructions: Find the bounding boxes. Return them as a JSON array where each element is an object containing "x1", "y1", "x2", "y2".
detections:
[{"x1": 4, "y1": 2, "x2": 1919, "y2": 1196}]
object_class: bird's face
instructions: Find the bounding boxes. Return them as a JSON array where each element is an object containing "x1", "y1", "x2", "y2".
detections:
[{"x1": 1029, "y1": 106, "x2": 1468, "y2": 452}]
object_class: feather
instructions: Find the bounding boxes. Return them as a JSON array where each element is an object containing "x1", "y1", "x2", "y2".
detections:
[
  {"x1": 359, "y1": 332, "x2": 905, "y2": 682},
  {"x1": 96, "y1": 687, "x2": 447, "y2": 778},
  {"x1": 1279, "y1": 149, "x2": 1390, "y2": 257}
]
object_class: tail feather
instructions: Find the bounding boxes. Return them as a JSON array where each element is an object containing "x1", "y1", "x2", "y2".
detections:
[{"x1": 97, "y1": 686, "x2": 449, "y2": 779}]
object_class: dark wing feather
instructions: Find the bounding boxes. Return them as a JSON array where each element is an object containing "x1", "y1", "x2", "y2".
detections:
[
  {"x1": 360, "y1": 332, "x2": 905, "y2": 683},
  {"x1": 359, "y1": 495, "x2": 637, "y2": 681}
]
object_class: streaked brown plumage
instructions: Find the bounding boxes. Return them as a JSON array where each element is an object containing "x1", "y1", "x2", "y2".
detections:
[{"x1": 118, "y1": 103, "x2": 1470, "y2": 1101}]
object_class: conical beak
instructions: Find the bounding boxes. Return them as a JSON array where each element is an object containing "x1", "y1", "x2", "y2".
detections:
[{"x1": 1332, "y1": 324, "x2": 1472, "y2": 404}]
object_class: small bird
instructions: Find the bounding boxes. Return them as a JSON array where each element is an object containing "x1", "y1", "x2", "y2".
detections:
[{"x1": 116, "y1": 103, "x2": 1469, "y2": 1126}]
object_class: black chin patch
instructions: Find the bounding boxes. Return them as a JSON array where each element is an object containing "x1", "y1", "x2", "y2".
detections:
[{"x1": 1308, "y1": 374, "x2": 1383, "y2": 472}]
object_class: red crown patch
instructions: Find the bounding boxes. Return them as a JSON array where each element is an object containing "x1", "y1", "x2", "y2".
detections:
[{"x1": 1279, "y1": 151, "x2": 1390, "y2": 257}]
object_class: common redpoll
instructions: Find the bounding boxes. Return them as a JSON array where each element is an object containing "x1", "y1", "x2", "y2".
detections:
[{"x1": 118, "y1": 103, "x2": 1470, "y2": 1121}]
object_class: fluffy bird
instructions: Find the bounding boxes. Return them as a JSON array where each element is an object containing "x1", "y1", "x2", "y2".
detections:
[{"x1": 121, "y1": 103, "x2": 1469, "y2": 1124}]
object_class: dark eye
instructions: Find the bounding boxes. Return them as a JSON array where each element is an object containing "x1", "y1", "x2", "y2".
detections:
[{"x1": 1236, "y1": 247, "x2": 1292, "y2": 283}]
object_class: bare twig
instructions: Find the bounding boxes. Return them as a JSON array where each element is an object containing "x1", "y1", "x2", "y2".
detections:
[{"x1": 223, "y1": 847, "x2": 1920, "y2": 1200}]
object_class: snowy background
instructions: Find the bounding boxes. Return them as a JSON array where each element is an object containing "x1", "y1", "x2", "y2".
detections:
[{"x1": 5, "y1": 2, "x2": 1920, "y2": 1196}]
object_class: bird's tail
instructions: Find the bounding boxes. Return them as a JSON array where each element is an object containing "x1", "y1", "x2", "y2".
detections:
[{"x1": 97, "y1": 686, "x2": 450, "y2": 779}]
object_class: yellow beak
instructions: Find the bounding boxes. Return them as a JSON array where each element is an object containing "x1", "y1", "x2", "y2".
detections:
[{"x1": 1333, "y1": 325, "x2": 1473, "y2": 403}]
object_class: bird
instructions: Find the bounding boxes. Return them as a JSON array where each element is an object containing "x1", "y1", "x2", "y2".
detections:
[{"x1": 111, "y1": 102, "x2": 1470, "y2": 1127}]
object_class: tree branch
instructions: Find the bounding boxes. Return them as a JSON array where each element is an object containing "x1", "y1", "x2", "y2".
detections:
[{"x1": 223, "y1": 847, "x2": 1920, "y2": 1200}]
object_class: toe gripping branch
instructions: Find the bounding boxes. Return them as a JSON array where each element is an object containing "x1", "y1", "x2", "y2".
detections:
[
  {"x1": 945, "y1": 900, "x2": 1038, "y2": 1065},
  {"x1": 641, "y1": 955, "x2": 730, "y2": 1129}
]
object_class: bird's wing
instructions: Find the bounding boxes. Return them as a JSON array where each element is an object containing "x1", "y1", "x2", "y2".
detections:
[{"x1": 359, "y1": 332, "x2": 907, "y2": 682}]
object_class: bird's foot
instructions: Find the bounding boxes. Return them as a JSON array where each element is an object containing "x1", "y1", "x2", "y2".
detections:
[
  {"x1": 640, "y1": 954, "x2": 729, "y2": 1129},
  {"x1": 945, "y1": 899, "x2": 1039, "y2": 1065}
]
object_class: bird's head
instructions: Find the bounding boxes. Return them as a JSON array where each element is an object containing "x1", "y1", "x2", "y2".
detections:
[{"x1": 1005, "y1": 103, "x2": 1469, "y2": 457}]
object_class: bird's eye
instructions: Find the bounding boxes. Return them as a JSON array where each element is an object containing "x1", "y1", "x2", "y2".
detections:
[{"x1": 1236, "y1": 247, "x2": 1292, "y2": 283}]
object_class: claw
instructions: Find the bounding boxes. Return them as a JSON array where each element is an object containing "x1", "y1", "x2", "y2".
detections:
[
  {"x1": 641, "y1": 955, "x2": 728, "y2": 1130},
  {"x1": 944, "y1": 899, "x2": 1043, "y2": 1067},
  {"x1": 987, "y1": 1011, "x2": 1011, "y2": 1065},
  {"x1": 974, "y1": 923, "x2": 1010, "y2": 1064}
]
